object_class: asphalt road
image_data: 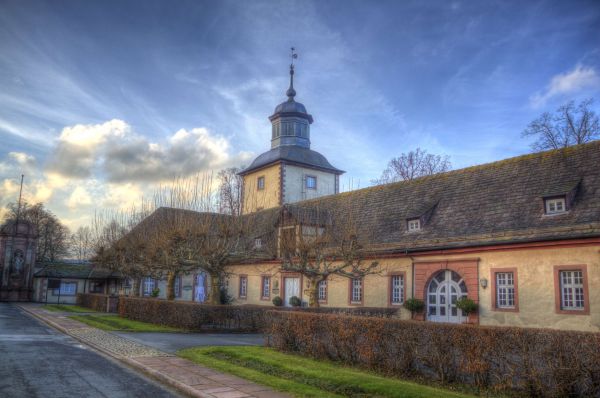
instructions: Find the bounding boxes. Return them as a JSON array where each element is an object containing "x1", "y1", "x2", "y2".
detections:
[
  {"x1": 0, "y1": 303, "x2": 181, "y2": 398},
  {"x1": 113, "y1": 332, "x2": 264, "y2": 353}
]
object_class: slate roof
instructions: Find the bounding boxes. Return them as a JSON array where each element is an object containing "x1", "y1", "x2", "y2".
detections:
[
  {"x1": 239, "y1": 146, "x2": 344, "y2": 175},
  {"x1": 34, "y1": 262, "x2": 121, "y2": 279}
]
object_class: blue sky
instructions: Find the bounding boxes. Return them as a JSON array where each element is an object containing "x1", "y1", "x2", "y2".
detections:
[{"x1": 1, "y1": 0, "x2": 599, "y2": 229}]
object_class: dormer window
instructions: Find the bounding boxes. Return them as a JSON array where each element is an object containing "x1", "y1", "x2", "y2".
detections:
[
  {"x1": 407, "y1": 218, "x2": 421, "y2": 232},
  {"x1": 545, "y1": 197, "x2": 566, "y2": 215}
]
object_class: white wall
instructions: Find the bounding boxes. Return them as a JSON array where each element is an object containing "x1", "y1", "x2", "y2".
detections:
[{"x1": 283, "y1": 164, "x2": 337, "y2": 204}]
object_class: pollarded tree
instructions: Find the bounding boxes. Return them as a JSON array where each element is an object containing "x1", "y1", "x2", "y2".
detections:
[
  {"x1": 277, "y1": 203, "x2": 380, "y2": 307},
  {"x1": 522, "y1": 98, "x2": 600, "y2": 151}
]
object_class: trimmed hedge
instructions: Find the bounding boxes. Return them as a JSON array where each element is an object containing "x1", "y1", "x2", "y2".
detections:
[
  {"x1": 118, "y1": 297, "x2": 398, "y2": 332},
  {"x1": 266, "y1": 311, "x2": 600, "y2": 397},
  {"x1": 77, "y1": 293, "x2": 119, "y2": 313}
]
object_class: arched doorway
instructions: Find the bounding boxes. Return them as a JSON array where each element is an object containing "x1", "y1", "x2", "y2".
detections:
[{"x1": 427, "y1": 270, "x2": 468, "y2": 323}]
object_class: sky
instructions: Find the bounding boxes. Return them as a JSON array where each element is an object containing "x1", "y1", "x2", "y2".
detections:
[{"x1": 1, "y1": 0, "x2": 599, "y2": 231}]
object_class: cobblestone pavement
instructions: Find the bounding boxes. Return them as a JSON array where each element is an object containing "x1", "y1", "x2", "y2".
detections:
[{"x1": 20, "y1": 304, "x2": 290, "y2": 398}]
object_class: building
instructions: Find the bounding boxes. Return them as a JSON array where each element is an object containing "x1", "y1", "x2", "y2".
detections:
[{"x1": 0, "y1": 220, "x2": 38, "y2": 301}]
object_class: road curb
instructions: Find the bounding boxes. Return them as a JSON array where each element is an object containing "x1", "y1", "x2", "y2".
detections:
[{"x1": 17, "y1": 305, "x2": 204, "y2": 398}]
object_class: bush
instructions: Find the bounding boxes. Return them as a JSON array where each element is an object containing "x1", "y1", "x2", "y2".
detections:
[
  {"x1": 272, "y1": 296, "x2": 283, "y2": 306},
  {"x1": 77, "y1": 293, "x2": 119, "y2": 313},
  {"x1": 150, "y1": 288, "x2": 160, "y2": 298},
  {"x1": 266, "y1": 311, "x2": 600, "y2": 397},
  {"x1": 455, "y1": 297, "x2": 477, "y2": 315},
  {"x1": 403, "y1": 298, "x2": 424, "y2": 313},
  {"x1": 289, "y1": 296, "x2": 302, "y2": 307},
  {"x1": 220, "y1": 286, "x2": 233, "y2": 305}
]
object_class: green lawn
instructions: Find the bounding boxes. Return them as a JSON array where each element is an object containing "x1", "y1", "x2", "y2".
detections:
[
  {"x1": 43, "y1": 304, "x2": 96, "y2": 313},
  {"x1": 70, "y1": 315, "x2": 183, "y2": 332},
  {"x1": 178, "y1": 346, "x2": 476, "y2": 398}
]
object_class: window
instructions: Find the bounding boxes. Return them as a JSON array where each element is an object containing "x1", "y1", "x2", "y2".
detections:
[
  {"x1": 89, "y1": 281, "x2": 104, "y2": 293},
  {"x1": 254, "y1": 238, "x2": 263, "y2": 249},
  {"x1": 143, "y1": 277, "x2": 155, "y2": 296},
  {"x1": 545, "y1": 197, "x2": 566, "y2": 214},
  {"x1": 261, "y1": 276, "x2": 270, "y2": 299},
  {"x1": 57, "y1": 282, "x2": 77, "y2": 296},
  {"x1": 174, "y1": 276, "x2": 182, "y2": 298},
  {"x1": 496, "y1": 272, "x2": 515, "y2": 308},
  {"x1": 350, "y1": 278, "x2": 362, "y2": 304},
  {"x1": 257, "y1": 176, "x2": 265, "y2": 190},
  {"x1": 306, "y1": 175, "x2": 317, "y2": 189},
  {"x1": 554, "y1": 265, "x2": 589, "y2": 315},
  {"x1": 560, "y1": 270, "x2": 585, "y2": 310},
  {"x1": 123, "y1": 278, "x2": 132, "y2": 288},
  {"x1": 239, "y1": 275, "x2": 248, "y2": 298},
  {"x1": 407, "y1": 218, "x2": 421, "y2": 232},
  {"x1": 390, "y1": 274, "x2": 404, "y2": 305},
  {"x1": 318, "y1": 280, "x2": 327, "y2": 302}
]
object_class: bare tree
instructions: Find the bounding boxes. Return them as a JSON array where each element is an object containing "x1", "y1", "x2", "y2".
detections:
[
  {"x1": 522, "y1": 98, "x2": 600, "y2": 151},
  {"x1": 70, "y1": 226, "x2": 93, "y2": 262},
  {"x1": 277, "y1": 203, "x2": 380, "y2": 307},
  {"x1": 217, "y1": 167, "x2": 244, "y2": 216},
  {"x1": 373, "y1": 148, "x2": 451, "y2": 185},
  {"x1": 3, "y1": 202, "x2": 70, "y2": 262}
]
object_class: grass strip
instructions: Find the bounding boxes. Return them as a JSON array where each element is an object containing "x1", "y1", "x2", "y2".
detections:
[
  {"x1": 43, "y1": 304, "x2": 96, "y2": 313},
  {"x1": 178, "y1": 346, "x2": 475, "y2": 398},
  {"x1": 70, "y1": 315, "x2": 183, "y2": 332}
]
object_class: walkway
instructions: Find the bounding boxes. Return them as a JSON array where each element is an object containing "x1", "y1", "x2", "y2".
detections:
[
  {"x1": 19, "y1": 304, "x2": 289, "y2": 398},
  {"x1": 113, "y1": 332, "x2": 264, "y2": 353}
]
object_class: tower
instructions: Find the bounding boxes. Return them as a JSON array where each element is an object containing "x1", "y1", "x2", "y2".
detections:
[{"x1": 239, "y1": 50, "x2": 344, "y2": 214}]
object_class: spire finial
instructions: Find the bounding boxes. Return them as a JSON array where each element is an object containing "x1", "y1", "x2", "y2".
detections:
[{"x1": 286, "y1": 47, "x2": 298, "y2": 100}]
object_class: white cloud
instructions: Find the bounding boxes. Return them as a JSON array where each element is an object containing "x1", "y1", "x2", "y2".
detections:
[{"x1": 530, "y1": 65, "x2": 600, "y2": 107}]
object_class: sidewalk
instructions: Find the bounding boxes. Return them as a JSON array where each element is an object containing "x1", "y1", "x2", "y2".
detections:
[{"x1": 19, "y1": 304, "x2": 289, "y2": 398}]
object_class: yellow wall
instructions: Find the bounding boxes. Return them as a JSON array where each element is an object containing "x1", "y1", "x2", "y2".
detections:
[
  {"x1": 225, "y1": 244, "x2": 600, "y2": 332},
  {"x1": 242, "y1": 163, "x2": 281, "y2": 214}
]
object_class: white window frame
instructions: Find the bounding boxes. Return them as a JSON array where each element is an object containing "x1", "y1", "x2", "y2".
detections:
[
  {"x1": 407, "y1": 218, "x2": 421, "y2": 232},
  {"x1": 351, "y1": 278, "x2": 362, "y2": 303},
  {"x1": 545, "y1": 197, "x2": 566, "y2": 214},
  {"x1": 495, "y1": 272, "x2": 515, "y2": 308},
  {"x1": 58, "y1": 281, "x2": 77, "y2": 296},
  {"x1": 391, "y1": 275, "x2": 404, "y2": 305},
  {"x1": 318, "y1": 280, "x2": 327, "y2": 301},
  {"x1": 305, "y1": 175, "x2": 317, "y2": 190},
  {"x1": 254, "y1": 238, "x2": 262, "y2": 249},
  {"x1": 560, "y1": 270, "x2": 585, "y2": 310},
  {"x1": 239, "y1": 276, "x2": 248, "y2": 298},
  {"x1": 143, "y1": 277, "x2": 155, "y2": 296},
  {"x1": 174, "y1": 275, "x2": 182, "y2": 298},
  {"x1": 262, "y1": 276, "x2": 270, "y2": 298}
]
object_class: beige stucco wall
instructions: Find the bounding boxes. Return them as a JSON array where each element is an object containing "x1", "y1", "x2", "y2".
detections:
[
  {"x1": 242, "y1": 163, "x2": 281, "y2": 214},
  {"x1": 282, "y1": 164, "x2": 337, "y2": 204},
  {"x1": 225, "y1": 244, "x2": 600, "y2": 331}
]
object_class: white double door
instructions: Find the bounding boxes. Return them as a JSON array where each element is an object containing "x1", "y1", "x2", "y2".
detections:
[
  {"x1": 284, "y1": 277, "x2": 300, "y2": 307},
  {"x1": 427, "y1": 270, "x2": 467, "y2": 323}
]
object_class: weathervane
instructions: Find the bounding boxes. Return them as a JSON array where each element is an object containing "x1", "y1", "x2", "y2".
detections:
[{"x1": 287, "y1": 47, "x2": 298, "y2": 100}]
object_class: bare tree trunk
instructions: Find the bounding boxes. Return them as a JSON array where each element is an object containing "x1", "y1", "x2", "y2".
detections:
[
  {"x1": 166, "y1": 272, "x2": 176, "y2": 300},
  {"x1": 208, "y1": 273, "x2": 221, "y2": 304},
  {"x1": 307, "y1": 276, "x2": 323, "y2": 308},
  {"x1": 132, "y1": 277, "x2": 141, "y2": 297}
]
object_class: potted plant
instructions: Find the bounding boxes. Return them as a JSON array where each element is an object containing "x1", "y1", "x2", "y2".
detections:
[
  {"x1": 456, "y1": 297, "x2": 478, "y2": 323},
  {"x1": 289, "y1": 296, "x2": 302, "y2": 307},
  {"x1": 403, "y1": 298, "x2": 424, "y2": 319},
  {"x1": 272, "y1": 296, "x2": 283, "y2": 306}
]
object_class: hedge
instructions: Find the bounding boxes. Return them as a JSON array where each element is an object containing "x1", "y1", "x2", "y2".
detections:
[
  {"x1": 77, "y1": 293, "x2": 119, "y2": 313},
  {"x1": 118, "y1": 297, "x2": 398, "y2": 332},
  {"x1": 266, "y1": 311, "x2": 600, "y2": 397}
]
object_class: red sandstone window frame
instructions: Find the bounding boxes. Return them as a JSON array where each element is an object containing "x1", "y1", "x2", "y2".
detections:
[
  {"x1": 239, "y1": 275, "x2": 248, "y2": 299},
  {"x1": 388, "y1": 272, "x2": 406, "y2": 306},
  {"x1": 260, "y1": 275, "x2": 271, "y2": 301},
  {"x1": 348, "y1": 277, "x2": 363, "y2": 306},
  {"x1": 490, "y1": 267, "x2": 519, "y2": 312},
  {"x1": 318, "y1": 279, "x2": 328, "y2": 304},
  {"x1": 553, "y1": 265, "x2": 590, "y2": 315}
]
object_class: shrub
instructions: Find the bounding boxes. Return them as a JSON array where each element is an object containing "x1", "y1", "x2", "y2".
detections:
[
  {"x1": 220, "y1": 286, "x2": 233, "y2": 305},
  {"x1": 289, "y1": 296, "x2": 302, "y2": 307},
  {"x1": 455, "y1": 297, "x2": 477, "y2": 315},
  {"x1": 77, "y1": 293, "x2": 119, "y2": 313},
  {"x1": 266, "y1": 311, "x2": 600, "y2": 397},
  {"x1": 150, "y1": 288, "x2": 160, "y2": 297},
  {"x1": 403, "y1": 298, "x2": 424, "y2": 313},
  {"x1": 272, "y1": 296, "x2": 283, "y2": 306}
]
